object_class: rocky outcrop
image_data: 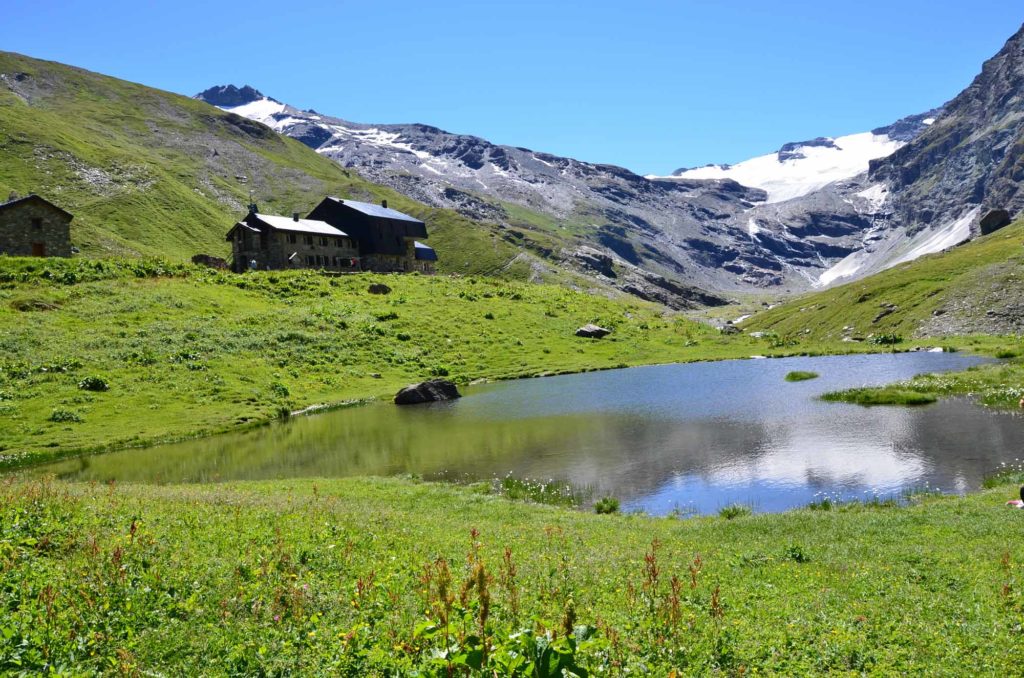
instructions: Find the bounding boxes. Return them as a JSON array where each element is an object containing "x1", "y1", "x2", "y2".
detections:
[
  {"x1": 394, "y1": 379, "x2": 461, "y2": 405},
  {"x1": 980, "y1": 208, "x2": 1013, "y2": 234},
  {"x1": 193, "y1": 85, "x2": 267, "y2": 107}
]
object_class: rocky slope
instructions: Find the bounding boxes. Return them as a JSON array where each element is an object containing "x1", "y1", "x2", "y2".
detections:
[
  {"x1": 198, "y1": 87, "x2": 925, "y2": 294},
  {"x1": 871, "y1": 24, "x2": 1024, "y2": 238},
  {"x1": 198, "y1": 22, "x2": 1024, "y2": 296}
]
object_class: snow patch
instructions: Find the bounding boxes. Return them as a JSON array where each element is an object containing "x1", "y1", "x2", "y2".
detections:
[
  {"x1": 888, "y1": 207, "x2": 978, "y2": 267},
  {"x1": 653, "y1": 132, "x2": 905, "y2": 204},
  {"x1": 221, "y1": 98, "x2": 286, "y2": 124},
  {"x1": 746, "y1": 218, "x2": 761, "y2": 237},
  {"x1": 816, "y1": 249, "x2": 871, "y2": 287},
  {"x1": 854, "y1": 183, "x2": 889, "y2": 211}
]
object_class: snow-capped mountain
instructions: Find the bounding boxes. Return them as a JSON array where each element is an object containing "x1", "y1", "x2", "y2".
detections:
[{"x1": 196, "y1": 31, "x2": 1023, "y2": 298}]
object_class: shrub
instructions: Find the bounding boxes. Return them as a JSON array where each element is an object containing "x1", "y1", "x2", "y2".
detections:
[
  {"x1": 269, "y1": 381, "x2": 290, "y2": 398},
  {"x1": 869, "y1": 333, "x2": 903, "y2": 346},
  {"x1": 785, "y1": 544, "x2": 811, "y2": 563},
  {"x1": 48, "y1": 408, "x2": 83, "y2": 423},
  {"x1": 594, "y1": 496, "x2": 620, "y2": 514},
  {"x1": 396, "y1": 333, "x2": 412, "y2": 341},
  {"x1": 77, "y1": 376, "x2": 109, "y2": 392},
  {"x1": 719, "y1": 504, "x2": 752, "y2": 519},
  {"x1": 484, "y1": 312, "x2": 495, "y2": 320}
]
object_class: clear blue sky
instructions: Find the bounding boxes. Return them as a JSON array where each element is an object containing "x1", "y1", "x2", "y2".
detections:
[{"x1": 2, "y1": 1, "x2": 1022, "y2": 174}]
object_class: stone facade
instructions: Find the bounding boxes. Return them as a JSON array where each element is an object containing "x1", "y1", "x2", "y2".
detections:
[
  {"x1": 227, "y1": 212, "x2": 359, "y2": 273},
  {"x1": 0, "y1": 195, "x2": 73, "y2": 258}
]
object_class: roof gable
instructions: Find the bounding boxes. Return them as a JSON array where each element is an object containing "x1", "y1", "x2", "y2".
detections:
[{"x1": 0, "y1": 194, "x2": 74, "y2": 220}]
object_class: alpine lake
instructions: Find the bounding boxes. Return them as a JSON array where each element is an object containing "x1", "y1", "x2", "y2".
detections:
[{"x1": 31, "y1": 352, "x2": 1024, "y2": 515}]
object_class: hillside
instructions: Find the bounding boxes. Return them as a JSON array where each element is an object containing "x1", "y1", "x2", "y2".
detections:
[
  {"x1": 744, "y1": 217, "x2": 1024, "y2": 341},
  {"x1": 0, "y1": 52, "x2": 548, "y2": 280}
]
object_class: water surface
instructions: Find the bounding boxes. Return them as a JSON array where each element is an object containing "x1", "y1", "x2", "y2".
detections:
[{"x1": 35, "y1": 352, "x2": 1024, "y2": 514}]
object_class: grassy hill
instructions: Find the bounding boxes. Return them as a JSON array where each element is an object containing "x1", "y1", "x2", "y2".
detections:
[
  {"x1": 745, "y1": 218, "x2": 1024, "y2": 342},
  {"x1": 0, "y1": 51, "x2": 544, "y2": 279}
]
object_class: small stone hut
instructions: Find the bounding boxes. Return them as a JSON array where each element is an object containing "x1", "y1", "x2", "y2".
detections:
[{"x1": 0, "y1": 194, "x2": 73, "y2": 258}]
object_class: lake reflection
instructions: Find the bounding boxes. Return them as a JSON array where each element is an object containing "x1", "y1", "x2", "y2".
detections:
[{"x1": 33, "y1": 352, "x2": 1024, "y2": 514}]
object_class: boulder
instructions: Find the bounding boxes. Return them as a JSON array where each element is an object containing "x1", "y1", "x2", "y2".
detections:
[
  {"x1": 367, "y1": 283, "x2": 392, "y2": 295},
  {"x1": 979, "y1": 208, "x2": 1012, "y2": 235},
  {"x1": 394, "y1": 379, "x2": 461, "y2": 405},
  {"x1": 575, "y1": 324, "x2": 611, "y2": 339},
  {"x1": 720, "y1": 324, "x2": 741, "y2": 335}
]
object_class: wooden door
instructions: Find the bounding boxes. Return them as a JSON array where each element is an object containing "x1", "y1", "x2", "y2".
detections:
[{"x1": 31, "y1": 242, "x2": 46, "y2": 257}]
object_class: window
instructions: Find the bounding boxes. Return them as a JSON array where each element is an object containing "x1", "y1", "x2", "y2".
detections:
[
  {"x1": 306, "y1": 255, "x2": 314, "y2": 266},
  {"x1": 320, "y1": 237, "x2": 330, "y2": 246},
  {"x1": 31, "y1": 218, "x2": 42, "y2": 230},
  {"x1": 287, "y1": 233, "x2": 297, "y2": 244},
  {"x1": 304, "y1": 235, "x2": 314, "y2": 246}
]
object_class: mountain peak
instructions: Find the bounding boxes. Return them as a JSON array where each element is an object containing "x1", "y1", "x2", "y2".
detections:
[{"x1": 194, "y1": 84, "x2": 269, "y2": 107}]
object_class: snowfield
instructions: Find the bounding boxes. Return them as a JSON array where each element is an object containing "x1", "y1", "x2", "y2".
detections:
[{"x1": 653, "y1": 132, "x2": 904, "y2": 204}]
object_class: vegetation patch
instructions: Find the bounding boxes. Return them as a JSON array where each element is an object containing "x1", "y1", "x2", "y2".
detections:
[
  {"x1": 3, "y1": 476, "x2": 1024, "y2": 674},
  {"x1": 784, "y1": 370, "x2": 819, "y2": 382},
  {"x1": 821, "y1": 387, "x2": 937, "y2": 406}
]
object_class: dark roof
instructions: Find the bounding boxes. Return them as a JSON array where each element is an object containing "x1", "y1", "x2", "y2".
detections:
[
  {"x1": 326, "y1": 196, "x2": 423, "y2": 224},
  {"x1": 0, "y1": 194, "x2": 73, "y2": 220},
  {"x1": 414, "y1": 241, "x2": 437, "y2": 261}
]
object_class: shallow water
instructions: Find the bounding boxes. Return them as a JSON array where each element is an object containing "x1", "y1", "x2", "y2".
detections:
[{"x1": 34, "y1": 352, "x2": 1024, "y2": 514}]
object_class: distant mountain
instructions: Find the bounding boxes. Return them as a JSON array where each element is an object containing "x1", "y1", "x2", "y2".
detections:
[
  {"x1": 197, "y1": 86, "x2": 893, "y2": 292},
  {"x1": 802, "y1": 23, "x2": 1024, "y2": 287},
  {"x1": 199, "y1": 23, "x2": 1024, "y2": 294}
]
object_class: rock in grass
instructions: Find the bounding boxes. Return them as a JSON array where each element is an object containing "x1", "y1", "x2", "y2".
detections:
[
  {"x1": 367, "y1": 283, "x2": 392, "y2": 295},
  {"x1": 575, "y1": 324, "x2": 611, "y2": 339},
  {"x1": 394, "y1": 379, "x2": 461, "y2": 405}
]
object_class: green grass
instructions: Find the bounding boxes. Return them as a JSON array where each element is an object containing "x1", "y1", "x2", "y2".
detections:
[
  {"x1": 784, "y1": 370, "x2": 819, "y2": 382},
  {"x1": 4, "y1": 475, "x2": 1024, "y2": 674},
  {"x1": 0, "y1": 257, "x2": 774, "y2": 467},
  {"x1": 745, "y1": 218, "x2": 1024, "y2": 342},
  {"x1": 821, "y1": 387, "x2": 938, "y2": 406}
]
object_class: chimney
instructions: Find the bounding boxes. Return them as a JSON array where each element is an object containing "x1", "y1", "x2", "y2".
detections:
[
  {"x1": 293, "y1": 212, "x2": 299, "y2": 222},
  {"x1": 381, "y1": 199, "x2": 388, "y2": 209},
  {"x1": 247, "y1": 202, "x2": 258, "y2": 214}
]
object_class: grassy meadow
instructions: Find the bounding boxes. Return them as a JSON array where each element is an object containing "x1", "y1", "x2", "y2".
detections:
[
  {"x1": 0, "y1": 256, "x2": 771, "y2": 468},
  {"x1": 3, "y1": 475, "x2": 1024, "y2": 674}
]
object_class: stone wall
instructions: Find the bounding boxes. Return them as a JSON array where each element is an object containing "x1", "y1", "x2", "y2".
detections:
[
  {"x1": 231, "y1": 229, "x2": 359, "y2": 272},
  {"x1": 0, "y1": 200, "x2": 72, "y2": 257}
]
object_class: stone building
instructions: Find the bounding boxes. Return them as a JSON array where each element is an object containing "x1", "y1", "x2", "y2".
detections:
[
  {"x1": 0, "y1": 194, "x2": 73, "y2": 258},
  {"x1": 307, "y1": 197, "x2": 435, "y2": 273},
  {"x1": 226, "y1": 209, "x2": 360, "y2": 273}
]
